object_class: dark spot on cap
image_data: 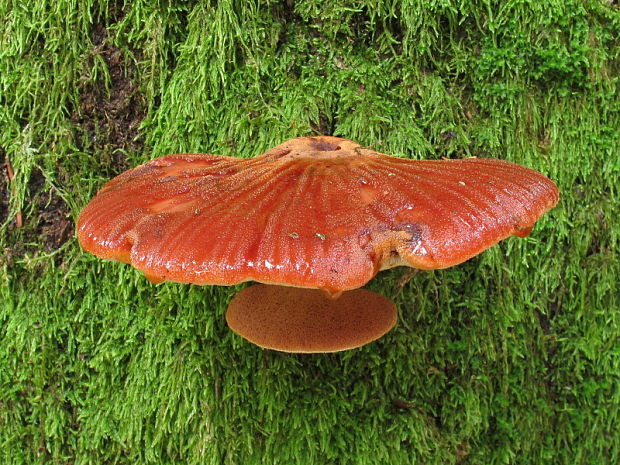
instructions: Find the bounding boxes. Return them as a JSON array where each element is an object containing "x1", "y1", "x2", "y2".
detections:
[
  {"x1": 272, "y1": 149, "x2": 292, "y2": 159},
  {"x1": 392, "y1": 222, "x2": 424, "y2": 243},
  {"x1": 308, "y1": 138, "x2": 341, "y2": 152},
  {"x1": 357, "y1": 228, "x2": 373, "y2": 250}
]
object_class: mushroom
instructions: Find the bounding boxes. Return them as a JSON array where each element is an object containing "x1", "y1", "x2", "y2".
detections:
[{"x1": 77, "y1": 136, "x2": 559, "y2": 352}]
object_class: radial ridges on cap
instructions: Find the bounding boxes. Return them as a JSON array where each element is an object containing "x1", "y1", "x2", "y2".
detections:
[{"x1": 77, "y1": 136, "x2": 559, "y2": 291}]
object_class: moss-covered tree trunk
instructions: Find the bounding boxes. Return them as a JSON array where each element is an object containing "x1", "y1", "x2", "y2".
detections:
[{"x1": 1, "y1": 1, "x2": 619, "y2": 463}]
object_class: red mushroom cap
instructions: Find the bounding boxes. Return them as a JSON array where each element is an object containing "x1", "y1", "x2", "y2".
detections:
[{"x1": 77, "y1": 136, "x2": 559, "y2": 294}]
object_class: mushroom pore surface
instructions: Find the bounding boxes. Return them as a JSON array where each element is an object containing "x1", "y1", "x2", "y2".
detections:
[{"x1": 226, "y1": 284, "x2": 397, "y2": 353}]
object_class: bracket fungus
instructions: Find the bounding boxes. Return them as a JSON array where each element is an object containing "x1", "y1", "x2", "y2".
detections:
[{"x1": 77, "y1": 136, "x2": 559, "y2": 352}]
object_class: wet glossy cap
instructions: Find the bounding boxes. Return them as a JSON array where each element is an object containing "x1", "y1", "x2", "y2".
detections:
[
  {"x1": 77, "y1": 136, "x2": 559, "y2": 294},
  {"x1": 226, "y1": 284, "x2": 397, "y2": 353}
]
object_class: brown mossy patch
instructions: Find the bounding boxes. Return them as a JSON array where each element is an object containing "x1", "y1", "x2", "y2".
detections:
[
  {"x1": 72, "y1": 21, "x2": 147, "y2": 174},
  {"x1": 28, "y1": 173, "x2": 73, "y2": 252},
  {"x1": 3, "y1": 169, "x2": 73, "y2": 262}
]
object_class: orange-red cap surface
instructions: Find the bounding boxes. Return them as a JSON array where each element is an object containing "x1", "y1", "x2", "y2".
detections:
[
  {"x1": 77, "y1": 136, "x2": 559, "y2": 294},
  {"x1": 226, "y1": 284, "x2": 397, "y2": 353}
]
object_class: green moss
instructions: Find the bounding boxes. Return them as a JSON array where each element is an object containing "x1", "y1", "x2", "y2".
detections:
[{"x1": 1, "y1": 0, "x2": 619, "y2": 464}]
